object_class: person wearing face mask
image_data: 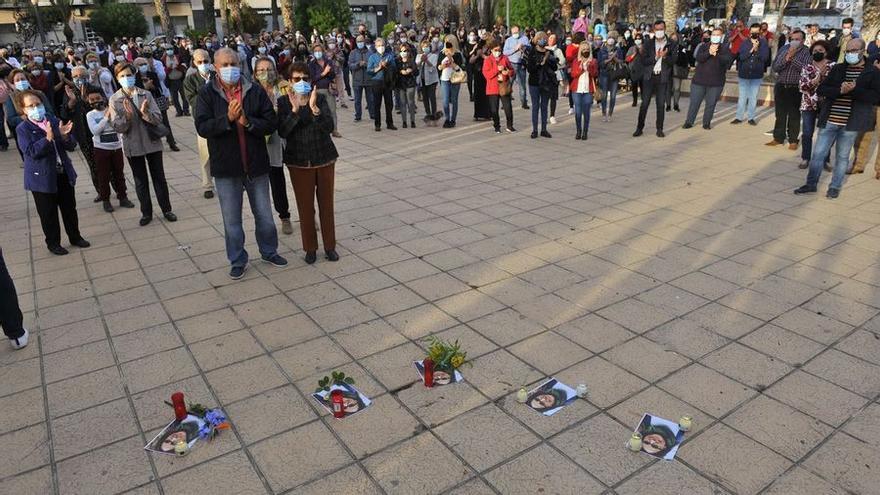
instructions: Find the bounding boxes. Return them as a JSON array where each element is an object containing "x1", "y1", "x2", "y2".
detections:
[
  {"x1": 17, "y1": 88, "x2": 90, "y2": 256},
  {"x1": 85, "y1": 52, "x2": 114, "y2": 100},
  {"x1": 61, "y1": 65, "x2": 106, "y2": 204},
  {"x1": 326, "y1": 39, "x2": 348, "y2": 109},
  {"x1": 503, "y1": 25, "x2": 531, "y2": 109},
  {"x1": 308, "y1": 43, "x2": 341, "y2": 137},
  {"x1": 162, "y1": 45, "x2": 189, "y2": 117},
  {"x1": 85, "y1": 87, "x2": 132, "y2": 212},
  {"x1": 277, "y1": 62, "x2": 340, "y2": 264},
  {"x1": 805, "y1": 24, "x2": 827, "y2": 49},
  {"x1": 767, "y1": 29, "x2": 811, "y2": 149},
  {"x1": 545, "y1": 34, "x2": 565, "y2": 125},
  {"x1": 683, "y1": 28, "x2": 733, "y2": 130},
  {"x1": 797, "y1": 40, "x2": 833, "y2": 170},
  {"x1": 465, "y1": 30, "x2": 479, "y2": 101},
  {"x1": 834, "y1": 18, "x2": 858, "y2": 63},
  {"x1": 438, "y1": 35, "x2": 464, "y2": 128},
  {"x1": 469, "y1": 34, "x2": 492, "y2": 122},
  {"x1": 348, "y1": 35, "x2": 375, "y2": 122},
  {"x1": 569, "y1": 41, "x2": 598, "y2": 140},
  {"x1": 597, "y1": 35, "x2": 624, "y2": 122},
  {"x1": 572, "y1": 9, "x2": 589, "y2": 37},
  {"x1": 367, "y1": 38, "x2": 397, "y2": 131},
  {"x1": 732, "y1": 23, "x2": 770, "y2": 125},
  {"x1": 416, "y1": 39, "x2": 440, "y2": 126},
  {"x1": 482, "y1": 40, "x2": 516, "y2": 133},
  {"x1": 193, "y1": 48, "x2": 286, "y2": 279},
  {"x1": 109, "y1": 62, "x2": 176, "y2": 226},
  {"x1": 184, "y1": 49, "x2": 216, "y2": 198},
  {"x1": 253, "y1": 56, "x2": 293, "y2": 236},
  {"x1": 633, "y1": 20, "x2": 676, "y2": 138},
  {"x1": 526, "y1": 31, "x2": 558, "y2": 138},
  {"x1": 133, "y1": 57, "x2": 179, "y2": 152},
  {"x1": 5, "y1": 69, "x2": 55, "y2": 158},
  {"x1": 625, "y1": 34, "x2": 645, "y2": 107},
  {"x1": 795, "y1": 39, "x2": 880, "y2": 198},
  {"x1": 396, "y1": 45, "x2": 418, "y2": 128}
]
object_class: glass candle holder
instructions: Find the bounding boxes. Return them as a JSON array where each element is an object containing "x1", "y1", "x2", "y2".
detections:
[
  {"x1": 576, "y1": 384, "x2": 588, "y2": 398},
  {"x1": 174, "y1": 439, "x2": 189, "y2": 456},
  {"x1": 516, "y1": 388, "x2": 528, "y2": 403},
  {"x1": 678, "y1": 415, "x2": 693, "y2": 432},
  {"x1": 628, "y1": 433, "x2": 642, "y2": 452}
]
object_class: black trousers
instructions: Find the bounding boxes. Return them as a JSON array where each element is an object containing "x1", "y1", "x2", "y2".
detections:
[
  {"x1": 631, "y1": 78, "x2": 641, "y2": 105},
  {"x1": 161, "y1": 109, "x2": 176, "y2": 146},
  {"x1": 489, "y1": 94, "x2": 513, "y2": 130},
  {"x1": 167, "y1": 78, "x2": 188, "y2": 114},
  {"x1": 268, "y1": 166, "x2": 291, "y2": 220},
  {"x1": 773, "y1": 83, "x2": 801, "y2": 144},
  {"x1": 372, "y1": 86, "x2": 394, "y2": 128},
  {"x1": 0, "y1": 248, "x2": 24, "y2": 339},
  {"x1": 128, "y1": 151, "x2": 172, "y2": 217},
  {"x1": 637, "y1": 75, "x2": 667, "y2": 131},
  {"x1": 421, "y1": 83, "x2": 438, "y2": 120},
  {"x1": 32, "y1": 172, "x2": 81, "y2": 249}
]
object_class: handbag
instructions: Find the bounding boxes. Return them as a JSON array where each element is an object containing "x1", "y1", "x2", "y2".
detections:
[
  {"x1": 498, "y1": 78, "x2": 511, "y2": 96},
  {"x1": 591, "y1": 77, "x2": 603, "y2": 103},
  {"x1": 155, "y1": 95, "x2": 170, "y2": 112},
  {"x1": 129, "y1": 95, "x2": 169, "y2": 141},
  {"x1": 450, "y1": 68, "x2": 467, "y2": 84}
]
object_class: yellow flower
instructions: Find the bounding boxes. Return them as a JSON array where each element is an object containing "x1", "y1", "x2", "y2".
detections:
[{"x1": 450, "y1": 355, "x2": 464, "y2": 369}]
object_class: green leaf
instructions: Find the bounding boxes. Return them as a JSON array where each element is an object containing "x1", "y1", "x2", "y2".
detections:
[{"x1": 344, "y1": 377, "x2": 355, "y2": 384}]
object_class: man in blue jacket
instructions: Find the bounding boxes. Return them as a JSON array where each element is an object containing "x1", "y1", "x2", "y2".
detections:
[
  {"x1": 731, "y1": 23, "x2": 770, "y2": 125},
  {"x1": 194, "y1": 48, "x2": 288, "y2": 279},
  {"x1": 348, "y1": 35, "x2": 374, "y2": 122},
  {"x1": 367, "y1": 38, "x2": 397, "y2": 132}
]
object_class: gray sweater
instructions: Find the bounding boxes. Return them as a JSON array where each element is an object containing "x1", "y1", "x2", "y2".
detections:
[{"x1": 109, "y1": 87, "x2": 164, "y2": 158}]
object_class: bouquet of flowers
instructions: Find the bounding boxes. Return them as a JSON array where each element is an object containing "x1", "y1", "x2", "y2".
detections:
[{"x1": 425, "y1": 336, "x2": 468, "y2": 372}]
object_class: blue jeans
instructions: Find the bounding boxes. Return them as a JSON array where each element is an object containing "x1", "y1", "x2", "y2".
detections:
[
  {"x1": 353, "y1": 84, "x2": 375, "y2": 120},
  {"x1": 440, "y1": 80, "x2": 460, "y2": 123},
  {"x1": 806, "y1": 123, "x2": 859, "y2": 191},
  {"x1": 529, "y1": 85, "x2": 550, "y2": 132},
  {"x1": 572, "y1": 92, "x2": 593, "y2": 134},
  {"x1": 214, "y1": 173, "x2": 279, "y2": 268},
  {"x1": 801, "y1": 110, "x2": 817, "y2": 161},
  {"x1": 513, "y1": 62, "x2": 528, "y2": 105},
  {"x1": 599, "y1": 75, "x2": 618, "y2": 116},
  {"x1": 736, "y1": 77, "x2": 762, "y2": 121}
]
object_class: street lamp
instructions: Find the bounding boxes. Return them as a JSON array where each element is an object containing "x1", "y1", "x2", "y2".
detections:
[{"x1": 31, "y1": 0, "x2": 46, "y2": 46}]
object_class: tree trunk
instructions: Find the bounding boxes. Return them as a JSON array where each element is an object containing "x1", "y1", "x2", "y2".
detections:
[
  {"x1": 480, "y1": 0, "x2": 493, "y2": 27},
  {"x1": 775, "y1": 0, "x2": 789, "y2": 35},
  {"x1": 725, "y1": 0, "x2": 736, "y2": 19},
  {"x1": 219, "y1": 0, "x2": 228, "y2": 35},
  {"x1": 202, "y1": 0, "x2": 215, "y2": 32},
  {"x1": 415, "y1": 0, "x2": 427, "y2": 27},
  {"x1": 280, "y1": 0, "x2": 294, "y2": 31},
  {"x1": 864, "y1": 0, "x2": 879, "y2": 43},
  {"x1": 269, "y1": 0, "x2": 278, "y2": 30},
  {"x1": 228, "y1": 0, "x2": 242, "y2": 32},
  {"x1": 663, "y1": 0, "x2": 678, "y2": 30},
  {"x1": 153, "y1": 0, "x2": 174, "y2": 36},
  {"x1": 606, "y1": 0, "x2": 620, "y2": 27}
]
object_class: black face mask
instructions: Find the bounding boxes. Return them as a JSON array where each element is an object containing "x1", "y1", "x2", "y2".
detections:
[
  {"x1": 750, "y1": 33, "x2": 760, "y2": 39},
  {"x1": 91, "y1": 102, "x2": 106, "y2": 110},
  {"x1": 812, "y1": 51, "x2": 826, "y2": 61}
]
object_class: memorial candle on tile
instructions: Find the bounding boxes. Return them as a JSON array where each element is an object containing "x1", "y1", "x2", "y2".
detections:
[
  {"x1": 171, "y1": 392, "x2": 187, "y2": 421},
  {"x1": 331, "y1": 390, "x2": 345, "y2": 418},
  {"x1": 423, "y1": 358, "x2": 434, "y2": 388}
]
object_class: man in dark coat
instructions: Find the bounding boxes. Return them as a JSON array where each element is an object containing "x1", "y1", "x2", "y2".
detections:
[{"x1": 633, "y1": 20, "x2": 677, "y2": 138}]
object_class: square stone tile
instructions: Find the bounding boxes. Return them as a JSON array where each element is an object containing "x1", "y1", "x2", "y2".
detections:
[
  {"x1": 52, "y1": 399, "x2": 139, "y2": 460},
  {"x1": 336, "y1": 269, "x2": 398, "y2": 296},
  {"x1": 508, "y1": 331, "x2": 590, "y2": 374},
  {"x1": 288, "y1": 464, "x2": 381, "y2": 495},
  {"x1": 435, "y1": 290, "x2": 506, "y2": 323},
  {"x1": 335, "y1": 319, "x2": 408, "y2": 359},
  {"x1": 555, "y1": 314, "x2": 637, "y2": 353},
  {"x1": 396, "y1": 381, "x2": 488, "y2": 427},
  {"x1": 803, "y1": 432, "x2": 880, "y2": 495},
  {"x1": 608, "y1": 386, "x2": 714, "y2": 436},
  {"x1": 56, "y1": 437, "x2": 153, "y2": 495},
  {"x1": 0, "y1": 466, "x2": 53, "y2": 495},
  {"x1": 359, "y1": 285, "x2": 426, "y2": 316},
  {"x1": 597, "y1": 298, "x2": 677, "y2": 334},
  {"x1": 484, "y1": 444, "x2": 604, "y2": 494},
  {"x1": 0, "y1": 423, "x2": 50, "y2": 479},
  {"x1": 425, "y1": 324, "x2": 498, "y2": 360},
  {"x1": 235, "y1": 293, "x2": 301, "y2": 326},
  {"x1": 287, "y1": 280, "x2": 350, "y2": 310},
  {"x1": 206, "y1": 356, "x2": 289, "y2": 404},
  {"x1": 468, "y1": 308, "x2": 547, "y2": 346},
  {"x1": 251, "y1": 313, "x2": 324, "y2": 352},
  {"x1": 680, "y1": 424, "x2": 792, "y2": 495},
  {"x1": 843, "y1": 403, "x2": 880, "y2": 439},
  {"x1": 174, "y1": 307, "x2": 243, "y2": 344},
  {"x1": 189, "y1": 329, "x2": 265, "y2": 371},
  {"x1": 251, "y1": 421, "x2": 352, "y2": 492},
  {"x1": 111, "y1": 323, "x2": 182, "y2": 363},
  {"x1": 766, "y1": 371, "x2": 867, "y2": 427},
  {"x1": 740, "y1": 324, "x2": 825, "y2": 366},
  {"x1": 772, "y1": 307, "x2": 853, "y2": 344},
  {"x1": 604, "y1": 337, "x2": 691, "y2": 381},
  {"x1": 385, "y1": 303, "x2": 458, "y2": 340},
  {"x1": 658, "y1": 364, "x2": 755, "y2": 417},
  {"x1": 616, "y1": 461, "x2": 728, "y2": 495},
  {"x1": 551, "y1": 413, "x2": 651, "y2": 485},
  {"x1": 43, "y1": 340, "x2": 115, "y2": 384},
  {"x1": 701, "y1": 343, "x2": 792, "y2": 389},
  {"x1": 359, "y1": 342, "x2": 425, "y2": 391},
  {"x1": 683, "y1": 303, "x2": 764, "y2": 339},
  {"x1": 803, "y1": 349, "x2": 880, "y2": 398},
  {"x1": 556, "y1": 356, "x2": 648, "y2": 408},
  {"x1": 479, "y1": 277, "x2": 547, "y2": 307},
  {"x1": 306, "y1": 298, "x2": 378, "y2": 332},
  {"x1": 273, "y1": 336, "x2": 351, "y2": 379},
  {"x1": 511, "y1": 293, "x2": 590, "y2": 329},
  {"x1": 37, "y1": 317, "x2": 106, "y2": 355},
  {"x1": 836, "y1": 329, "x2": 880, "y2": 366},
  {"x1": 802, "y1": 292, "x2": 877, "y2": 327},
  {"x1": 435, "y1": 403, "x2": 540, "y2": 471},
  {"x1": 363, "y1": 432, "x2": 473, "y2": 494},
  {"x1": 161, "y1": 450, "x2": 266, "y2": 495},
  {"x1": 465, "y1": 349, "x2": 543, "y2": 400},
  {"x1": 225, "y1": 386, "x2": 318, "y2": 444},
  {"x1": 120, "y1": 347, "x2": 199, "y2": 393},
  {"x1": 405, "y1": 272, "x2": 472, "y2": 301},
  {"x1": 519, "y1": 264, "x2": 583, "y2": 291},
  {"x1": 0, "y1": 357, "x2": 41, "y2": 397},
  {"x1": 762, "y1": 467, "x2": 848, "y2": 495},
  {"x1": 645, "y1": 318, "x2": 729, "y2": 359},
  {"x1": 328, "y1": 394, "x2": 421, "y2": 458},
  {"x1": 635, "y1": 283, "x2": 709, "y2": 316},
  {"x1": 725, "y1": 395, "x2": 833, "y2": 461}
]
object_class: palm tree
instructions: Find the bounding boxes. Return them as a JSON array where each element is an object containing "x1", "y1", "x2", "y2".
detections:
[
  {"x1": 606, "y1": 0, "x2": 620, "y2": 27},
  {"x1": 219, "y1": 0, "x2": 229, "y2": 35},
  {"x1": 415, "y1": 0, "x2": 427, "y2": 27},
  {"x1": 48, "y1": 0, "x2": 74, "y2": 44},
  {"x1": 281, "y1": 0, "x2": 294, "y2": 31},
  {"x1": 203, "y1": 0, "x2": 215, "y2": 32},
  {"x1": 663, "y1": 0, "x2": 679, "y2": 30},
  {"x1": 153, "y1": 0, "x2": 174, "y2": 36},
  {"x1": 228, "y1": 0, "x2": 242, "y2": 32},
  {"x1": 865, "y1": 0, "x2": 879, "y2": 42},
  {"x1": 725, "y1": 0, "x2": 736, "y2": 19}
]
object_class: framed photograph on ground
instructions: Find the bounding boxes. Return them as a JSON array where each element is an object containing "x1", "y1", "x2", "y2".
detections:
[
  {"x1": 312, "y1": 382, "x2": 372, "y2": 418},
  {"x1": 144, "y1": 414, "x2": 206, "y2": 455},
  {"x1": 526, "y1": 378, "x2": 578, "y2": 416},
  {"x1": 413, "y1": 359, "x2": 464, "y2": 386},
  {"x1": 631, "y1": 413, "x2": 685, "y2": 460}
]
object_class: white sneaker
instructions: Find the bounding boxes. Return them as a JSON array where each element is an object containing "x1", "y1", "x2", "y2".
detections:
[
  {"x1": 10, "y1": 328, "x2": 28, "y2": 350},
  {"x1": 567, "y1": 108, "x2": 574, "y2": 115},
  {"x1": 549, "y1": 116, "x2": 557, "y2": 125}
]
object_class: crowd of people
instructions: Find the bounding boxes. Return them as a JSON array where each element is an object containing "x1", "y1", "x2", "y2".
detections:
[{"x1": 2, "y1": 13, "x2": 880, "y2": 350}]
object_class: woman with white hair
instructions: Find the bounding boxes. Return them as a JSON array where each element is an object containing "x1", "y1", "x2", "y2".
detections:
[{"x1": 438, "y1": 34, "x2": 465, "y2": 128}]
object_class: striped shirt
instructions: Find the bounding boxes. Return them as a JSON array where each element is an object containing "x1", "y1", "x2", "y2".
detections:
[{"x1": 828, "y1": 66, "x2": 862, "y2": 125}]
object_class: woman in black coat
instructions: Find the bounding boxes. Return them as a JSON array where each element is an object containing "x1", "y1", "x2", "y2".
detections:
[{"x1": 526, "y1": 31, "x2": 558, "y2": 138}]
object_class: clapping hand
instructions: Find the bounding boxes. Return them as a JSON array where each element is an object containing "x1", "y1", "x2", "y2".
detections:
[
  {"x1": 122, "y1": 98, "x2": 135, "y2": 119},
  {"x1": 139, "y1": 99, "x2": 150, "y2": 119},
  {"x1": 841, "y1": 81, "x2": 855, "y2": 94},
  {"x1": 59, "y1": 120, "x2": 73, "y2": 137},
  {"x1": 322, "y1": 64, "x2": 331, "y2": 76},
  {"x1": 44, "y1": 122, "x2": 54, "y2": 141},
  {"x1": 709, "y1": 44, "x2": 718, "y2": 56},
  {"x1": 227, "y1": 99, "x2": 242, "y2": 122}
]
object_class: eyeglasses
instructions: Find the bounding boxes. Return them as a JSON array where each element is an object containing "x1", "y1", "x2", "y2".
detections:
[{"x1": 290, "y1": 75, "x2": 310, "y2": 82}]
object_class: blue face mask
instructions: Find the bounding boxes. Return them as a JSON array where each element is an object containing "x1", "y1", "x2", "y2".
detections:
[
  {"x1": 88, "y1": 61, "x2": 99, "y2": 70},
  {"x1": 137, "y1": 64, "x2": 148, "y2": 74},
  {"x1": 166, "y1": 49, "x2": 174, "y2": 55},
  {"x1": 357, "y1": 42, "x2": 365, "y2": 49},
  {"x1": 845, "y1": 52, "x2": 861, "y2": 64},
  {"x1": 34, "y1": 56, "x2": 44, "y2": 64},
  {"x1": 14, "y1": 80, "x2": 30, "y2": 91},
  {"x1": 118, "y1": 75, "x2": 136, "y2": 89},
  {"x1": 197, "y1": 63, "x2": 211, "y2": 74},
  {"x1": 258, "y1": 46, "x2": 267, "y2": 53},
  {"x1": 54, "y1": 62, "x2": 65, "y2": 70},
  {"x1": 219, "y1": 66, "x2": 241, "y2": 85},
  {"x1": 292, "y1": 80, "x2": 312, "y2": 94},
  {"x1": 206, "y1": 42, "x2": 213, "y2": 49},
  {"x1": 27, "y1": 104, "x2": 46, "y2": 122},
  {"x1": 314, "y1": 51, "x2": 323, "y2": 59},
  {"x1": 538, "y1": 39, "x2": 548, "y2": 47}
]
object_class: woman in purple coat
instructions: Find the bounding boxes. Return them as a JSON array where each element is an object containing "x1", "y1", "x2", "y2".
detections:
[{"x1": 17, "y1": 89, "x2": 90, "y2": 255}]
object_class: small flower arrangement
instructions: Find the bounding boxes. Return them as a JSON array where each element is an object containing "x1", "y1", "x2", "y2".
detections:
[
  {"x1": 425, "y1": 336, "x2": 468, "y2": 372},
  {"x1": 181, "y1": 402, "x2": 230, "y2": 441},
  {"x1": 315, "y1": 371, "x2": 355, "y2": 393}
]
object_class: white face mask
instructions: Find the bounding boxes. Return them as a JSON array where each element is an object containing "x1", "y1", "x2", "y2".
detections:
[
  {"x1": 654, "y1": 30, "x2": 665, "y2": 39},
  {"x1": 376, "y1": 45, "x2": 385, "y2": 54},
  {"x1": 842, "y1": 28, "x2": 852, "y2": 36}
]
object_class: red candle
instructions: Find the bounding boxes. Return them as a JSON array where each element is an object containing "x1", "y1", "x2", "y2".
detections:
[
  {"x1": 423, "y1": 358, "x2": 434, "y2": 388},
  {"x1": 330, "y1": 390, "x2": 345, "y2": 418},
  {"x1": 171, "y1": 392, "x2": 187, "y2": 421}
]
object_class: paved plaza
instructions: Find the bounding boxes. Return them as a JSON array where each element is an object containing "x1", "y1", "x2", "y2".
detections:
[{"x1": 2, "y1": 96, "x2": 880, "y2": 495}]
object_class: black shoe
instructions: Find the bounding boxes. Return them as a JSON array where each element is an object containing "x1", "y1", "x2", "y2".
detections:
[
  {"x1": 175, "y1": 112, "x2": 183, "y2": 118},
  {"x1": 325, "y1": 249, "x2": 339, "y2": 262},
  {"x1": 203, "y1": 190, "x2": 214, "y2": 199},
  {"x1": 656, "y1": 130, "x2": 665, "y2": 138},
  {"x1": 633, "y1": 129, "x2": 643, "y2": 137},
  {"x1": 442, "y1": 121, "x2": 451, "y2": 128},
  {"x1": 48, "y1": 245, "x2": 69, "y2": 256},
  {"x1": 402, "y1": 121, "x2": 408, "y2": 128},
  {"x1": 522, "y1": 104, "x2": 529, "y2": 110},
  {"x1": 530, "y1": 131, "x2": 538, "y2": 139},
  {"x1": 682, "y1": 123, "x2": 693, "y2": 129},
  {"x1": 103, "y1": 200, "x2": 114, "y2": 212},
  {"x1": 495, "y1": 127, "x2": 502, "y2": 134},
  {"x1": 139, "y1": 216, "x2": 152, "y2": 226},
  {"x1": 540, "y1": 130, "x2": 552, "y2": 138},
  {"x1": 163, "y1": 212, "x2": 177, "y2": 222},
  {"x1": 169, "y1": 144, "x2": 180, "y2": 152},
  {"x1": 71, "y1": 238, "x2": 90, "y2": 248},
  {"x1": 575, "y1": 131, "x2": 582, "y2": 140},
  {"x1": 703, "y1": 124, "x2": 711, "y2": 130},
  {"x1": 93, "y1": 195, "x2": 102, "y2": 203},
  {"x1": 674, "y1": 105, "x2": 680, "y2": 112},
  {"x1": 386, "y1": 124, "x2": 397, "y2": 130},
  {"x1": 304, "y1": 251, "x2": 317, "y2": 264},
  {"x1": 748, "y1": 120, "x2": 757, "y2": 126},
  {"x1": 665, "y1": 106, "x2": 671, "y2": 111},
  {"x1": 229, "y1": 264, "x2": 248, "y2": 280},
  {"x1": 354, "y1": 118, "x2": 362, "y2": 122},
  {"x1": 581, "y1": 133, "x2": 588, "y2": 140},
  {"x1": 506, "y1": 126, "x2": 516, "y2": 133},
  {"x1": 450, "y1": 121, "x2": 456, "y2": 127},
  {"x1": 374, "y1": 126, "x2": 381, "y2": 132},
  {"x1": 826, "y1": 188, "x2": 840, "y2": 199},
  {"x1": 793, "y1": 185, "x2": 817, "y2": 195},
  {"x1": 730, "y1": 119, "x2": 742, "y2": 125},
  {"x1": 119, "y1": 198, "x2": 135, "y2": 208},
  {"x1": 410, "y1": 121, "x2": 416, "y2": 128}
]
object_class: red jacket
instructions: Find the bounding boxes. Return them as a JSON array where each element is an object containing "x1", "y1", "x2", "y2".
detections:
[
  {"x1": 482, "y1": 54, "x2": 514, "y2": 96},
  {"x1": 729, "y1": 27, "x2": 750, "y2": 56},
  {"x1": 569, "y1": 58, "x2": 598, "y2": 93},
  {"x1": 565, "y1": 44, "x2": 579, "y2": 67}
]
